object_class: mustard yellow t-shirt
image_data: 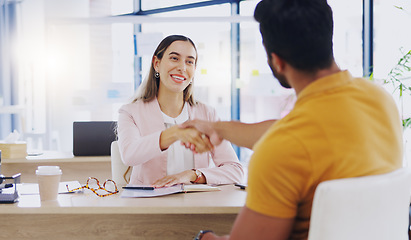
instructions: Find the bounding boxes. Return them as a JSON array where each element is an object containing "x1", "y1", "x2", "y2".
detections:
[{"x1": 246, "y1": 71, "x2": 403, "y2": 240}]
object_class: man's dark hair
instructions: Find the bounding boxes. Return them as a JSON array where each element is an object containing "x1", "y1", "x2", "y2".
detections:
[{"x1": 254, "y1": 0, "x2": 334, "y2": 71}]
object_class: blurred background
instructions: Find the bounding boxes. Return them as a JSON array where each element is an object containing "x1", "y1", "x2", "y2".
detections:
[{"x1": 0, "y1": 0, "x2": 410, "y2": 163}]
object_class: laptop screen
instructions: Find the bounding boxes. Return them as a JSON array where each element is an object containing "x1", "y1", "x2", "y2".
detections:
[{"x1": 73, "y1": 121, "x2": 117, "y2": 156}]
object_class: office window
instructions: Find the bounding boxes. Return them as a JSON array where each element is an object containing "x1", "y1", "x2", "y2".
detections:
[
  {"x1": 0, "y1": 1, "x2": 22, "y2": 140},
  {"x1": 14, "y1": 0, "x2": 135, "y2": 152},
  {"x1": 13, "y1": 1, "x2": 247, "y2": 153},
  {"x1": 142, "y1": 0, "x2": 212, "y2": 10},
  {"x1": 139, "y1": 4, "x2": 233, "y2": 121},
  {"x1": 4, "y1": 0, "x2": 402, "y2": 161},
  {"x1": 328, "y1": 0, "x2": 363, "y2": 77},
  {"x1": 237, "y1": 0, "x2": 363, "y2": 163},
  {"x1": 374, "y1": 0, "x2": 411, "y2": 165}
]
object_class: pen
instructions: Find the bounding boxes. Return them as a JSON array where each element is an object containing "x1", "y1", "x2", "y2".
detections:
[
  {"x1": 234, "y1": 183, "x2": 247, "y2": 190},
  {"x1": 0, "y1": 183, "x2": 13, "y2": 189},
  {"x1": 122, "y1": 186, "x2": 155, "y2": 190}
]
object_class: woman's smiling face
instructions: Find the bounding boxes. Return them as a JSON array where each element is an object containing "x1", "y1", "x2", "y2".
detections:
[{"x1": 154, "y1": 40, "x2": 197, "y2": 95}]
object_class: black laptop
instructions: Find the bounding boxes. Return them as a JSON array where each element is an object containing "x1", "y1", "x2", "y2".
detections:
[{"x1": 73, "y1": 121, "x2": 117, "y2": 156}]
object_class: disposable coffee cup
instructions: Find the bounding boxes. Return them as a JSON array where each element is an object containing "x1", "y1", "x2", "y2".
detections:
[{"x1": 36, "y1": 166, "x2": 62, "y2": 201}]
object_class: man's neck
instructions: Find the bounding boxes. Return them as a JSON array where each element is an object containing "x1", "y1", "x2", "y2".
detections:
[{"x1": 289, "y1": 62, "x2": 341, "y2": 95}]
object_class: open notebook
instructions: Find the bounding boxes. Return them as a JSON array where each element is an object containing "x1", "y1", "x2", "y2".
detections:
[{"x1": 121, "y1": 184, "x2": 220, "y2": 198}]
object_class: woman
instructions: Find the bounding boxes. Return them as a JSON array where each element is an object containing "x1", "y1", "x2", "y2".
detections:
[{"x1": 117, "y1": 35, "x2": 244, "y2": 187}]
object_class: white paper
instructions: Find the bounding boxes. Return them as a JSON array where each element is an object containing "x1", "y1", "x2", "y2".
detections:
[
  {"x1": 4, "y1": 129, "x2": 21, "y2": 143},
  {"x1": 120, "y1": 184, "x2": 220, "y2": 198},
  {"x1": 183, "y1": 184, "x2": 220, "y2": 192}
]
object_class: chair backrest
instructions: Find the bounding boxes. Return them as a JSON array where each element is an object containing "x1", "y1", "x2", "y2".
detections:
[
  {"x1": 308, "y1": 167, "x2": 411, "y2": 240},
  {"x1": 110, "y1": 141, "x2": 129, "y2": 187},
  {"x1": 73, "y1": 121, "x2": 117, "y2": 156}
]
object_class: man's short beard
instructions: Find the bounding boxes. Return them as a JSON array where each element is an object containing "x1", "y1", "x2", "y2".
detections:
[{"x1": 268, "y1": 61, "x2": 292, "y2": 89}]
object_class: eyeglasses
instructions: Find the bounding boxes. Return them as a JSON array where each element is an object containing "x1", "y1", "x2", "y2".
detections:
[{"x1": 66, "y1": 177, "x2": 119, "y2": 197}]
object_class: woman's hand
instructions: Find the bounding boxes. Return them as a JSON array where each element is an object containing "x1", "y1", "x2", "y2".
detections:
[
  {"x1": 160, "y1": 125, "x2": 214, "y2": 153},
  {"x1": 176, "y1": 127, "x2": 214, "y2": 154},
  {"x1": 180, "y1": 120, "x2": 223, "y2": 146},
  {"x1": 152, "y1": 169, "x2": 197, "y2": 188}
]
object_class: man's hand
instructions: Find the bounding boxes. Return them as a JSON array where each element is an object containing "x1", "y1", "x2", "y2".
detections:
[
  {"x1": 160, "y1": 125, "x2": 214, "y2": 153},
  {"x1": 180, "y1": 120, "x2": 223, "y2": 146},
  {"x1": 176, "y1": 127, "x2": 214, "y2": 154}
]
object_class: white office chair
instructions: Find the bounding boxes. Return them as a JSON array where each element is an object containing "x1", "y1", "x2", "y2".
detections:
[
  {"x1": 308, "y1": 167, "x2": 411, "y2": 240},
  {"x1": 110, "y1": 141, "x2": 129, "y2": 187}
]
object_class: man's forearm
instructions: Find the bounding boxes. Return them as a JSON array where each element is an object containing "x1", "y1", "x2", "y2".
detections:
[{"x1": 213, "y1": 120, "x2": 276, "y2": 149}]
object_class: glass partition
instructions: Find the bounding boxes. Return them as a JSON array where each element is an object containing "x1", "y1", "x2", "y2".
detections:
[{"x1": 4, "y1": 0, "x2": 382, "y2": 162}]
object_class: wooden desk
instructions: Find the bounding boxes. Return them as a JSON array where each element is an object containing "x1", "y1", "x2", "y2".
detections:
[
  {"x1": 1, "y1": 152, "x2": 111, "y2": 183},
  {"x1": 0, "y1": 185, "x2": 246, "y2": 239}
]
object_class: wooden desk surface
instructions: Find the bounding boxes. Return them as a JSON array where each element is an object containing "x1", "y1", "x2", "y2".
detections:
[
  {"x1": 1, "y1": 185, "x2": 246, "y2": 214},
  {"x1": 1, "y1": 185, "x2": 246, "y2": 239},
  {"x1": 2, "y1": 151, "x2": 112, "y2": 183},
  {"x1": 2, "y1": 151, "x2": 111, "y2": 163}
]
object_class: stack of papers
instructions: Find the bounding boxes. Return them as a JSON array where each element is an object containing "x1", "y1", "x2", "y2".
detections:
[{"x1": 121, "y1": 184, "x2": 220, "y2": 198}]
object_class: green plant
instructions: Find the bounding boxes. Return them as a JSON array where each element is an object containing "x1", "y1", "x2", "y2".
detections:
[
  {"x1": 404, "y1": 118, "x2": 411, "y2": 129},
  {"x1": 385, "y1": 5, "x2": 411, "y2": 130},
  {"x1": 384, "y1": 48, "x2": 411, "y2": 130},
  {"x1": 385, "y1": 49, "x2": 411, "y2": 96}
]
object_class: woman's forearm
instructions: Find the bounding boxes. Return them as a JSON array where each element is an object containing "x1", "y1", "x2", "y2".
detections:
[{"x1": 159, "y1": 125, "x2": 179, "y2": 151}]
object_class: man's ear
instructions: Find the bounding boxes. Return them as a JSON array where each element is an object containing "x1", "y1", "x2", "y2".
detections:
[{"x1": 270, "y1": 53, "x2": 285, "y2": 72}]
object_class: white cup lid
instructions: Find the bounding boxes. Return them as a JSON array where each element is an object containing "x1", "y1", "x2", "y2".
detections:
[{"x1": 36, "y1": 166, "x2": 62, "y2": 175}]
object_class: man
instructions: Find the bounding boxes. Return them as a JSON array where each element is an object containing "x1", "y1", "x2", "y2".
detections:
[{"x1": 185, "y1": 0, "x2": 403, "y2": 239}]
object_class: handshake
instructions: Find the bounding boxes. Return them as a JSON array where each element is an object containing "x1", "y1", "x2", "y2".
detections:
[
  {"x1": 176, "y1": 119, "x2": 273, "y2": 154},
  {"x1": 178, "y1": 120, "x2": 223, "y2": 154}
]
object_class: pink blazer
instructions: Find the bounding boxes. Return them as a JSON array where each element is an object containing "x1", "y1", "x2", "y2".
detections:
[{"x1": 117, "y1": 98, "x2": 244, "y2": 185}]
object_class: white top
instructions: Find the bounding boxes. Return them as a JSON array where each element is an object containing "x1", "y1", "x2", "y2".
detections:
[{"x1": 161, "y1": 103, "x2": 194, "y2": 175}]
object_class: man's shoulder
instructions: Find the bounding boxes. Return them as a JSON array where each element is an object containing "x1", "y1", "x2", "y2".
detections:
[
  {"x1": 351, "y1": 77, "x2": 397, "y2": 108},
  {"x1": 353, "y1": 77, "x2": 389, "y2": 93}
]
